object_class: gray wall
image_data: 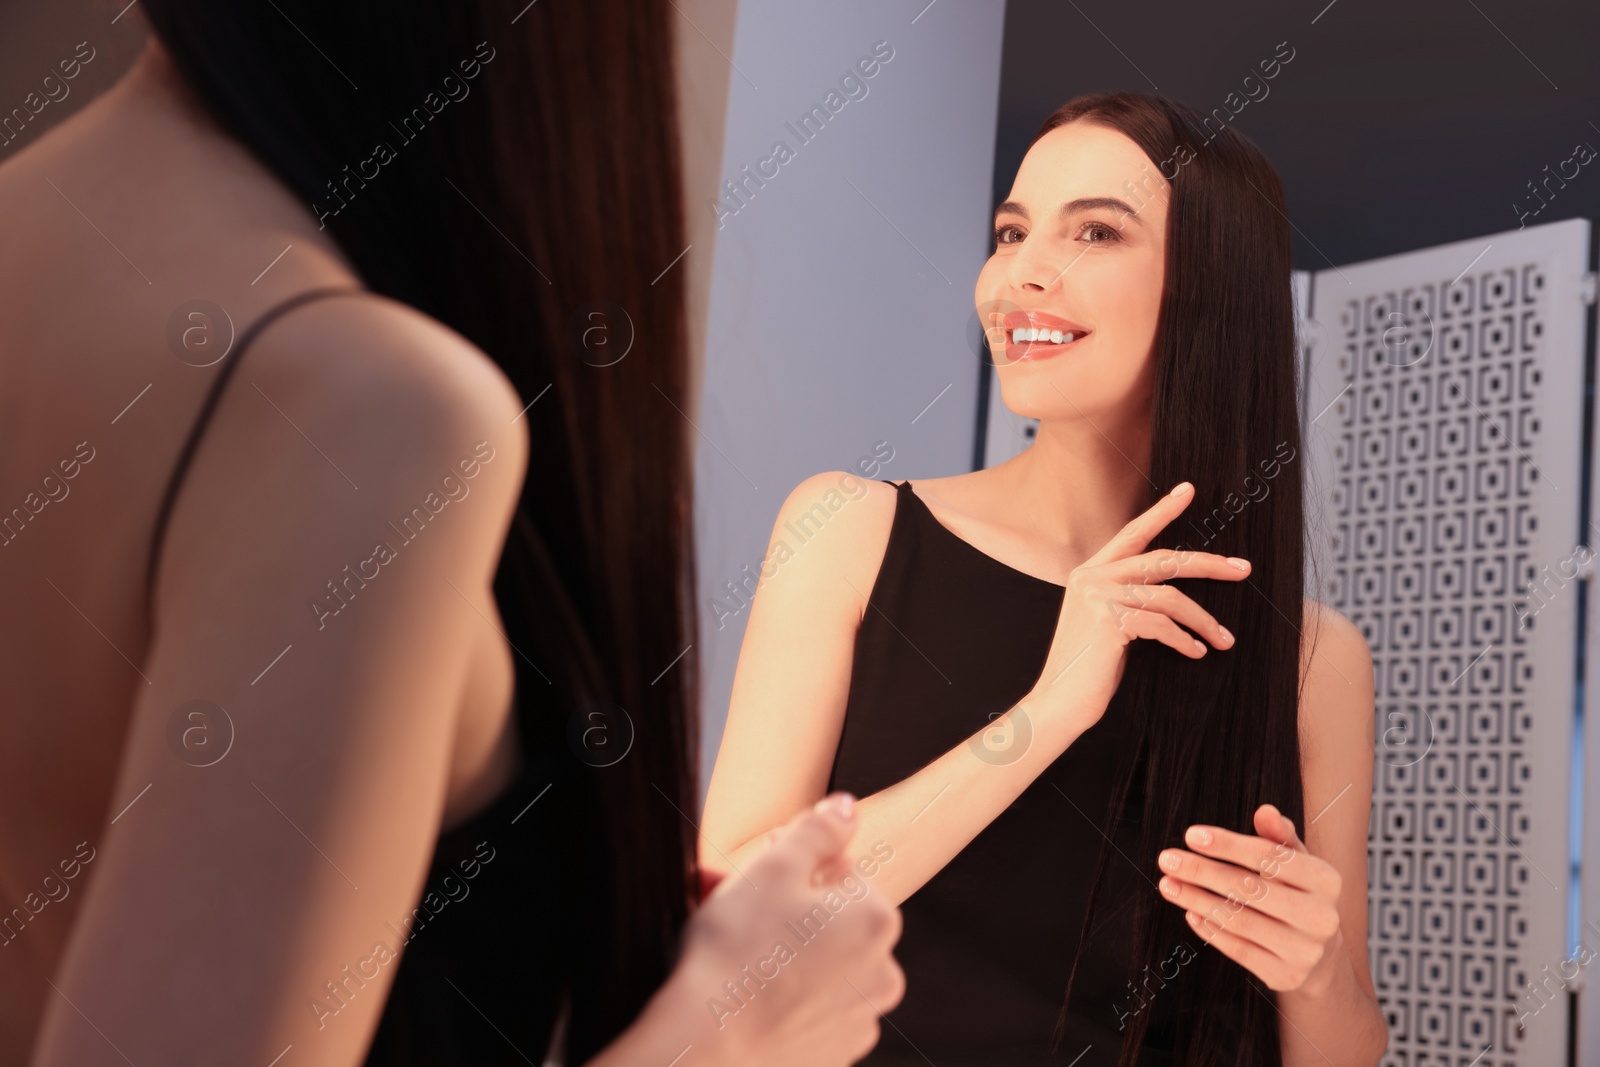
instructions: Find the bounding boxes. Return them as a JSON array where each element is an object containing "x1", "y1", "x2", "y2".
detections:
[{"x1": 692, "y1": 1, "x2": 1007, "y2": 798}]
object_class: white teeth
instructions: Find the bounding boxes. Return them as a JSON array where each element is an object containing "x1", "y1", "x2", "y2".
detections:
[{"x1": 1009, "y1": 327, "x2": 1082, "y2": 344}]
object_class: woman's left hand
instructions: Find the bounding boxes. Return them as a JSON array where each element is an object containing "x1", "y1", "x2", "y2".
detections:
[{"x1": 1155, "y1": 802, "x2": 1347, "y2": 995}]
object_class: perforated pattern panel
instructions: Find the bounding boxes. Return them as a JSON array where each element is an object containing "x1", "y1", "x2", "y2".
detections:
[{"x1": 1304, "y1": 219, "x2": 1590, "y2": 1067}]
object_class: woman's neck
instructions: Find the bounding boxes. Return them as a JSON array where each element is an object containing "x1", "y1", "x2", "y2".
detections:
[
  {"x1": 998, "y1": 416, "x2": 1154, "y2": 562},
  {"x1": 101, "y1": 36, "x2": 227, "y2": 145}
]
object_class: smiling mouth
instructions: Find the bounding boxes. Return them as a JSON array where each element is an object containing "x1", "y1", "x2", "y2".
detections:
[
  {"x1": 1009, "y1": 327, "x2": 1085, "y2": 345},
  {"x1": 999, "y1": 326, "x2": 1091, "y2": 363}
]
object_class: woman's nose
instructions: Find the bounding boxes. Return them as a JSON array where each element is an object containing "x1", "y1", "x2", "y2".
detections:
[{"x1": 1005, "y1": 238, "x2": 1067, "y2": 294}]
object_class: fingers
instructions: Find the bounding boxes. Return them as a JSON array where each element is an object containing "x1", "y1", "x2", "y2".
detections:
[
  {"x1": 1115, "y1": 607, "x2": 1210, "y2": 659},
  {"x1": 1182, "y1": 823, "x2": 1303, "y2": 884},
  {"x1": 1183, "y1": 907, "x2": 1309, "y2": 992},
  {"x1": 761, "y1": 792, "x2": 858, "y2": 881},
  {"x1": 1108, "y1": 547, "x2": 1253, "y2": 587},
  {"x1": 1068, "y1": 482, "x2": 1250, "y2": 661},
  {"x1": 1157, "y1": 847, "x2": 1317, "y2": 928},
  {"x1": 1166, "y1": 851, "x2": 1343, "y2": 993},
  {"x1": 1178, "y1": 821, "x2": 1331, "y2": 895},
  {"x1": 1148, "y1": 805, "x2": 1347, "y2": 995},
  {"x1": 1082, "y1": 482, "x2": 1251, "y2": 578},
  {"x1": 847, "y1": 947, "x2": 907, "y2": 1014},
  {"x1": 1084, "y1": 481, "x2": 1195, "y2": 568},
  {"x1": 1254, "y1": 802, "x2": 1300, "y2": 848},
  {"x1": 810, "y1": 850, "x2": 856, "y2": 888},
  {"x1": 1107, "y1": 585, "x2": 1235, "y2": 653},
  {"x1": 1161, "y1": 873, "x2": 1318, "y2": 957}
]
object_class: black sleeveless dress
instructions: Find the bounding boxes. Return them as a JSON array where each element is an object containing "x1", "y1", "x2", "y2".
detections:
[
  {"x1": 826, "y1": 479, "x2": 1180, "y2": 1066},
  {"x1": 145, "y1": 287, "x2": 586, "y2": 1065}
]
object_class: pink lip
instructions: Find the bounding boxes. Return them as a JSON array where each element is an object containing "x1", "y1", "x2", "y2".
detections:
[{"x1": 995, "y1": 309, "x2": 1092, "y2": 364}]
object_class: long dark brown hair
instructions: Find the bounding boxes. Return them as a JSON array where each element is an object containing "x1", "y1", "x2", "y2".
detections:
[
  {"x1": 1032, "y1": 92, "x2": 1320, "y2": 1066},
  {"x1": 136, "y1": 2, "x2": 699, "y2": 1063}
]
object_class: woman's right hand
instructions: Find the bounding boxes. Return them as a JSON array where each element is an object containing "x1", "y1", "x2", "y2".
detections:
[
  {"x1": 1026, "y1": 481, "x2": 1252, "y2": 735},
  {"x1": 672, "y1": 794, "x2": 905, "y2": 1066}
]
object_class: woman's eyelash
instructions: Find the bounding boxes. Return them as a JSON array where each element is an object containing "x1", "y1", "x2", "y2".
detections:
[{"x1": 992, "y1": 221, "x2": 1120, "y2": 245}]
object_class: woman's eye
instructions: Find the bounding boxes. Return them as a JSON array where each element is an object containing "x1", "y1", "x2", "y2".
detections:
[{"x1": 993, "y1": 221, "x2": 1117, "y2": 246}]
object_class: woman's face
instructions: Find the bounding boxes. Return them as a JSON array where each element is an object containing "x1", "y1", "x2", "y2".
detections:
[{"x1": 975, "y1": 119, "x2": 1170, "y2": 425}]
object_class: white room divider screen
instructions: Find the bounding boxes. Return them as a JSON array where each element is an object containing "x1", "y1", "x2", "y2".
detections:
[{"x1": 1303, "y1": 217, "x2": 1592, "y2": 1067}]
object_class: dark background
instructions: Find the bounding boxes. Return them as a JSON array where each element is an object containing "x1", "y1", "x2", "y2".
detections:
[
  {"x1": 10, "y1": 0, "x2": 1595, "y2": 272},
  {"x1": 990, "y1": 0, "x2": 1600, "y2": 272}
]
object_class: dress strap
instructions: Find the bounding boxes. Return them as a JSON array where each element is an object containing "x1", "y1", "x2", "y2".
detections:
[{"x1": 145, "y1": 285, "x2": 369, "y2": 623}]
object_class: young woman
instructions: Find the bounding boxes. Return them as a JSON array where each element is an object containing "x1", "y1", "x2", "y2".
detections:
[
  {"x1": 701, "y1": 92, "x2": 1388, "y2": 1066},
  {"x1": 0, "y1": 4, "x2": 902, "y2": 1065}
]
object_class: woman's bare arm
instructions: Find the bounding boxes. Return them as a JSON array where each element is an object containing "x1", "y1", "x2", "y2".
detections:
[
  {"x1": 699, "y1": 472, "x2": 1095, "y2": 907},
  {"x1": 1274, "y1": 603, "x2": 1387, "y2": 1065},
  {"x1": 29, "y1": 299, "x2": 532, "y2": 1066}
]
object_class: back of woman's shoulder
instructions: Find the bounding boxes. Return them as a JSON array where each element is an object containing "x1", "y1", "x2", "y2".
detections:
[{"x1": 254, "y1": 291, "x2": 526, "y2": 433}]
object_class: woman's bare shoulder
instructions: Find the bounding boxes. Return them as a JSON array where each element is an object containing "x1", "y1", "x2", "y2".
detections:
[
  {"x1": 1297, "y1": 597, "x2": 1376, "y2": 735},
  {"x1": 254, "y1": 291, "x2": 526, "y2": 424},
  {"x1": 764, "y1": 462, "x2": 1009, "y2": 618},
  {"x1": 764, "y1": 470, "x2": 900, "y2": 620},
  {"x1": 1299, "y1": 598, "x2": 1368, "y2": 671},
  {"x1": 152, "y1": 290, "x2": 531, "y2": 620}
]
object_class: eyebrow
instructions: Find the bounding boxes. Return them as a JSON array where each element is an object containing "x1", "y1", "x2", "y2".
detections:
[{"x1": 993, "y1": 196, "x2": 1146, "y2": 228}]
